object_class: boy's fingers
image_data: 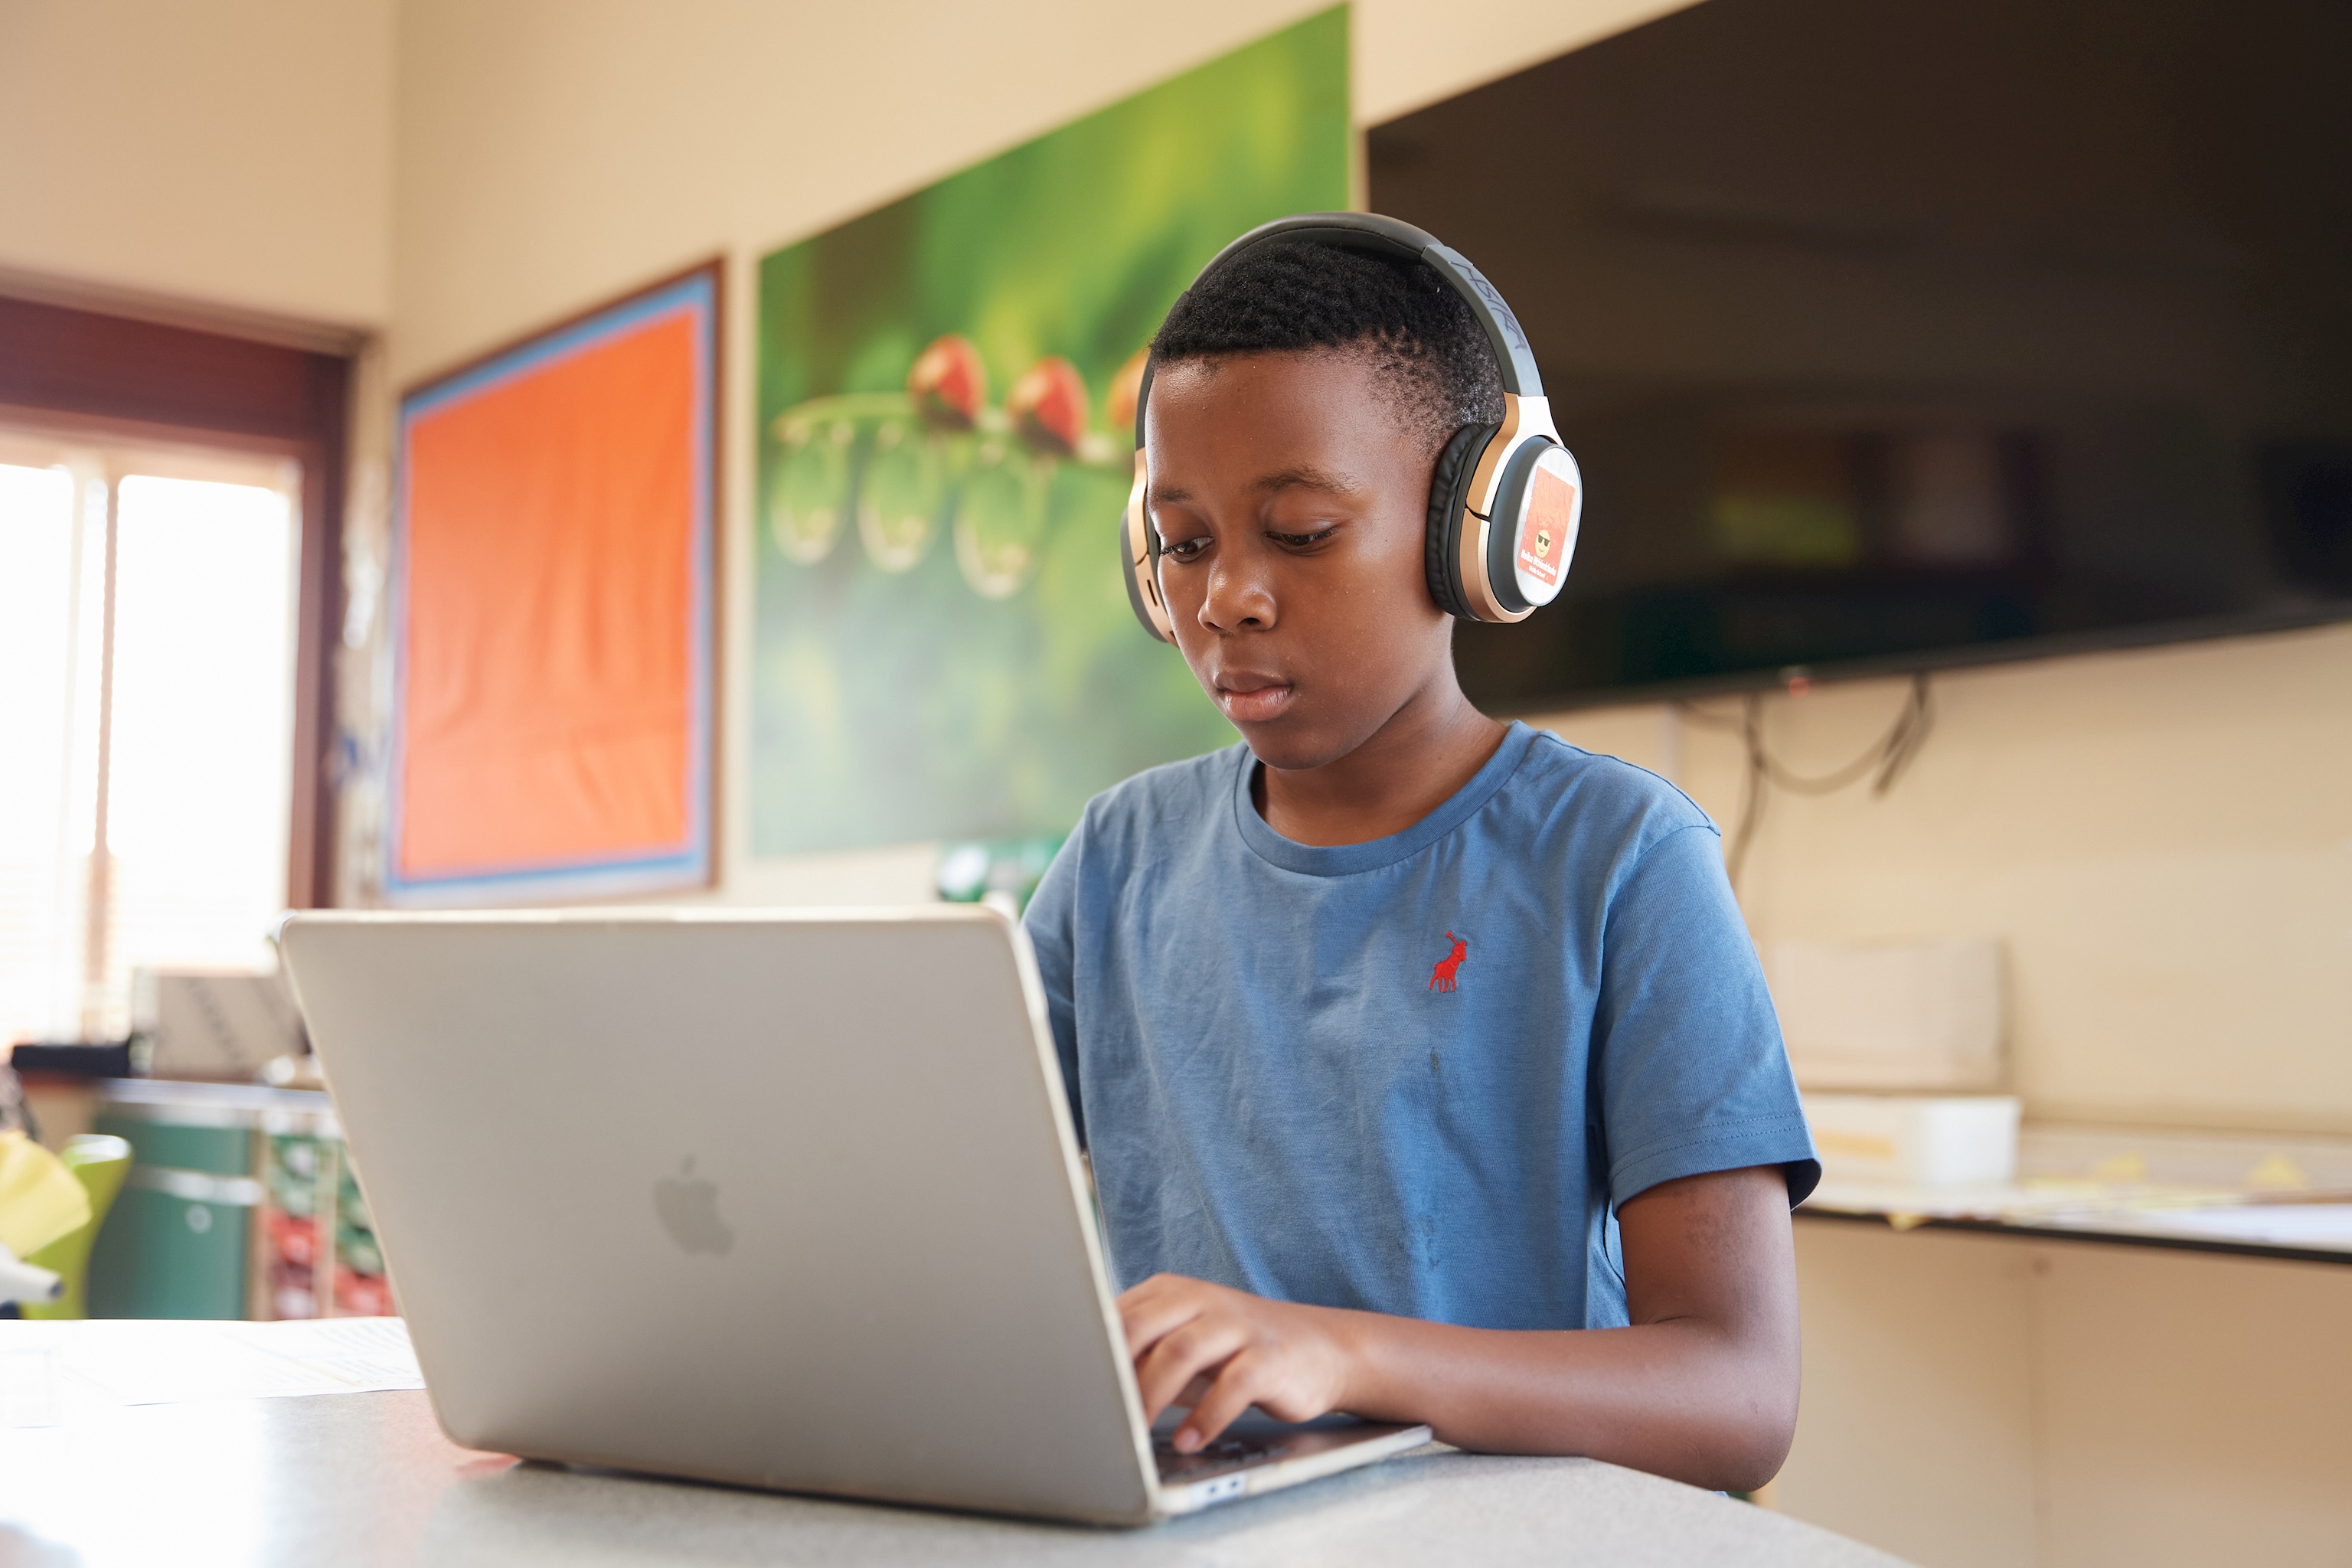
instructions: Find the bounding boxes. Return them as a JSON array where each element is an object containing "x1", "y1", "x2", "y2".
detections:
[
  {"x1": 1135, "y1": 1319, "x2": 1233, "y2": 1405},
  {"x1": 1115, "y1": 1271, "x2": 1198, "y2": 1315},
  {"x1": 1118, "y1": 1287, "x2": 1208, "y2": 1357},
  {"x1": 1135, "y1": 1319, "x2": 1243, "y2": 1421},
  {"x1": 1118, "y1": 1276, "x2": 1240, "y2": 1357},
  {"x1": 1174, "y1": 1351, "x2": 1266, "y2": 1452},
  {"x1": 1113, "y1": 1273, "x2": 1178, "y2": 1316}
]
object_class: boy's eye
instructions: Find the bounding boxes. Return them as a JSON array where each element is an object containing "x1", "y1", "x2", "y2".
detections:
[
  {"x1": 1270, "y1": 527, "x2": 1338, "y2": 550},
  {"x1": 1161, "y1": 535, "x2": 1209, "y2": 563}
]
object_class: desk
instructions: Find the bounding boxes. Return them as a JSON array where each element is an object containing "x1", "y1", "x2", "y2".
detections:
[
  {"x1": 0, "y1": 1386, "x2": 1900, "y2": 1567},
  {"x1": 1798, "y1": 1121, "x2": 2352, "y2": 1266}
]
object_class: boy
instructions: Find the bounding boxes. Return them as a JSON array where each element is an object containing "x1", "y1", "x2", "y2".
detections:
[{"x1": 1023, "y1": 229, "x2": 1818, "y2": 1494}]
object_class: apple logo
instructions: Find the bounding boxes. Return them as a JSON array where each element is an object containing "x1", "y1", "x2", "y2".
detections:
[{"x1": 653, "y1": 1156, "x2": 734, "y2": 1256}]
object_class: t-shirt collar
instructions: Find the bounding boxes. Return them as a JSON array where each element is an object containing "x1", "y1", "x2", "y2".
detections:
[{"x1": 1230, "y1": 720, "x2": 1541, "y2": 877}]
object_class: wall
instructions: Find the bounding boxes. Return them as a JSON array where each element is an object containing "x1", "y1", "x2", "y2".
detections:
[
  {"x1": 387, "y1": 0, "x2": 1699, "y2": 387},
  {"x1": 1536, "y1": 622, "x2": 2352, "y2": 1135},
  {"x1": 0, "y1": 0, "x2": 394, "y2": 331}
]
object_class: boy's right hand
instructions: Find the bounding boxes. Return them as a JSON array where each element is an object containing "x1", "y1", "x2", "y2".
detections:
[{"x1": 1115, "y1": 1272, "x2": 1361, "y2": 1454}]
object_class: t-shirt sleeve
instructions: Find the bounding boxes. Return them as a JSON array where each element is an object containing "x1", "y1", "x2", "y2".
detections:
[
  {"x1": 1592, "y1": 822, "x2": 1818, "y2": 1208},
  {"x1": 1021, "y1": 821, "x2": 1086, "y2": 1147}
]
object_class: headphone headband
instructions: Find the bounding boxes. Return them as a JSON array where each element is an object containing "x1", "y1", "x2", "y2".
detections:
[{"x1": 1181, "y1": 212, "x2": 1545, "y2": 401}]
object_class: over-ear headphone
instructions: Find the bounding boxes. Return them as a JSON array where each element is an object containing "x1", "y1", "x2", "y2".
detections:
[{"x1": 1120, "y1": 212, "x2": 1582, "y2": 643}]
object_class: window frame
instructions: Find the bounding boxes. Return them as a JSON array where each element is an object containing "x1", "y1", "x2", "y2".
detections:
[{"x1": 0, "y1": 292, "x2": 354, "y2": 910}]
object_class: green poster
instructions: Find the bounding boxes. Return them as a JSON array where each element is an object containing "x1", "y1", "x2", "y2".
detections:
[{"x1": 753, "y1": 8, "x2": 1351, "y2": 854}]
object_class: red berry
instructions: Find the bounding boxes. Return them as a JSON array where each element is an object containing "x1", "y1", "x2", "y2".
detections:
[
  {"x1": 908, "y1": 334, "x2": 985, "y2": 428},
  {"x1": 1008, "y1": 357, "x2": 1089, "y2": 455}
]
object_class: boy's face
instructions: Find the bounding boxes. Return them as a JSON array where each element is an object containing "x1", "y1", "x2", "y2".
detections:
[{"x1": 1145, "y1": 349, "x2": 1454, "y2": 772}]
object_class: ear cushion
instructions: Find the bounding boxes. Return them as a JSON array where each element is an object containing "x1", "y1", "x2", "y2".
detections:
[{"x1": 1425, "y1": 423, "x2": 1498, "y2": 619}]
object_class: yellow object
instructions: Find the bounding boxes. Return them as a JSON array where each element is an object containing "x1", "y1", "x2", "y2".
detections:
[
  {"x1": 21, "y1": 1135, "x2": 133, "y2": 1321},
  {"x1": 2246, "y1": 1154, "x2": 2308, "y2": 1191},
  {"x1": 0, "y1": 1130, "x2": 90, "y2": 1258},
  {"x1": 1814, "y1": 1129, "x2": 1900, "y2": 1162},
  {"x1": 2089, "y1": 1152, "x2": 2147, "y2": 1184}
]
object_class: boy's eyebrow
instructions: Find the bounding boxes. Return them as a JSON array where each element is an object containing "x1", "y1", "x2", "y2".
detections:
[
  {"x1": 1253, "y1": 464, "x2": 1361, "y2": 497},
  {"x1": 1150, "y1": 465, "x2": 1363, "y2": 508}
]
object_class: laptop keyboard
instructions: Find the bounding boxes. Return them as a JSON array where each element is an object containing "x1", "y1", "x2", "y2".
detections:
[{"x1": 1152, "y1": 1427, "x2": 1295, "y2": 1482}]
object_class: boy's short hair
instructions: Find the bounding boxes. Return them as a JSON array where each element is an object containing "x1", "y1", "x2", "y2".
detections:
[{"x1": 1149, "y1": 239, "x2": 1508, "y2": 456}]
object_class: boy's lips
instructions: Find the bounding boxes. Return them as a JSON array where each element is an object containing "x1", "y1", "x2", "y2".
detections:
[{"x1": 1213, "y1": 670, "x2": 1294, "y2": 724}]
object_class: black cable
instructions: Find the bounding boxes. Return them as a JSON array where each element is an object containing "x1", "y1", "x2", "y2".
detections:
[
  {"x1": 1869, "y1": 674, "x2": 1935, "y2": 798},
  {"x1": 1699, "y1": 674, "x2": 1935, "y2": 893}
]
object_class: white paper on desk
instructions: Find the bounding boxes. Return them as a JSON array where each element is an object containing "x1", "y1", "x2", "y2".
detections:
[
  {"x1": 0, "y1": 1346, "x2": 63, "y2": 1428},
  {"x1": 2115, "y1": 1204, "x2": 2352, "y2": 1249},
  {"x1": 0, "y1": 1317, "x2": 423, "y2": 1427},
  {"x1": 240, "y1": 1316, "x2": 425, "y2": 1392}
]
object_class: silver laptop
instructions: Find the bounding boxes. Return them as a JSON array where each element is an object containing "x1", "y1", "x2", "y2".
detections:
[{"x1": 278, "y1": 906, "x2": 1429, "y2": 1524}]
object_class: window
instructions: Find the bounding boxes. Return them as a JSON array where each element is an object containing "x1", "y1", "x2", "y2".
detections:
[{"x1": 0, "y1": 429, "x2": 300, "y2": 1044}]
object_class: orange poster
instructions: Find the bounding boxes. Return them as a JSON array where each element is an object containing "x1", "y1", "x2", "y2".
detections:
[{"x1": 390, "y1": 266, "x2": 716, "y2": 901}]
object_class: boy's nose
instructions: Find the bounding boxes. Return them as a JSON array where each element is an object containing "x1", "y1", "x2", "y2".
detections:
[{"x1": 1198, "y1": 563, "x2": 1277, "y2": 633}]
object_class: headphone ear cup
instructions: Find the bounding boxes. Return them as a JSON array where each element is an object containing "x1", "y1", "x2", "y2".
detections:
[
  {"x1": 1119, "y1": 456, "x2": 1176, "y2": 643},
  {"x1": 1425, "y1": 423, "x2": 1498, "y2": 619}
]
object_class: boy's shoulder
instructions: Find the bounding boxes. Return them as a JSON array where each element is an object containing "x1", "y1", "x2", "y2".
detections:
[
  {"x1": 1475, "y1": 727, "x2": 1720, "y2": 880},
  {"x1": 1071, "y1": 741, "x2": 1248, "y2": 858},
  {"x1": 1510, "y1": 729, "x2": 1715, "y2": 832}
]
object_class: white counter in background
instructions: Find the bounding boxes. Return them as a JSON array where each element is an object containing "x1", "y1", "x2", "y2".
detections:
[{"x1": 1798, "y1": 1122, "x2": 2352, "y2": 1263}]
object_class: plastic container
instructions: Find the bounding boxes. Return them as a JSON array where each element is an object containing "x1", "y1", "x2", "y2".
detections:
[{"x1": 1802, "y1": 1093, "x2": 2022, "y2": 1187}]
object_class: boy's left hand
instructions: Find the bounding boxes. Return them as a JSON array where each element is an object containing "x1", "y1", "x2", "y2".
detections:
[{"x1": 1116, "y1": 1273, "x2": 1357, "y2": 1452}]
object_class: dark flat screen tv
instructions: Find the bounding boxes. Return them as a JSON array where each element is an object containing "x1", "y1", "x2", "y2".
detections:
[{"x1": 1369, "y1": 0, "x2": 2352, "y2": 707}]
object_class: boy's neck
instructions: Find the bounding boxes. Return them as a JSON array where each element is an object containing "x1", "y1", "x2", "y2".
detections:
[{"x1": 1252, "y1": 678, "x2": 1509, "y2": 848}]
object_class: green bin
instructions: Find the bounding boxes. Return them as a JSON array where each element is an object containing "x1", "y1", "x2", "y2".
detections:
[{"x1": 87, "y1": 1085, "x2": 271, "y2": 1319}]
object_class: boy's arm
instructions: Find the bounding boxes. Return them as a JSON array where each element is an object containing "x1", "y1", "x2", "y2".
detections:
[{"x1": 1119, "y1": 1163, "x2": 1800, "y2": 1494}]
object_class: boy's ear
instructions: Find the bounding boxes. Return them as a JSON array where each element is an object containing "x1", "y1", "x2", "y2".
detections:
[{"x1": 1425, "y1": 423, "x2": 1499, "y2": 620}]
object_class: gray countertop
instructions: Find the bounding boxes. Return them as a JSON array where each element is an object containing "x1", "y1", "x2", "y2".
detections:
[{"x1": 0, "y1": 1390, "x2": 1901, "y2": 1566}]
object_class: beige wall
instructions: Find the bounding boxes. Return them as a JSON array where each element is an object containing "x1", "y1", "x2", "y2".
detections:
[
  {"x1": 387, "y1": 0, "x2": 1697, "y2": 386},
  {"x1": 0, "y1": 0, "x2": 394, "y2": 328},
  {"x1": 1537, "y1": 622, "x2": 2352, "y2": 1134}
]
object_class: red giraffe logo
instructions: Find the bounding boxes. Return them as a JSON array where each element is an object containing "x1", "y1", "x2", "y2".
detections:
[{"x1": 1429, "y1": 932, "x2": 1468, "y2": 993}]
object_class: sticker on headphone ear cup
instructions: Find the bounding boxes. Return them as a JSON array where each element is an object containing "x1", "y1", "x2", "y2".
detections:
[{"x1": 1513, "y1": 447, "x2": 1580, "y2": 606}]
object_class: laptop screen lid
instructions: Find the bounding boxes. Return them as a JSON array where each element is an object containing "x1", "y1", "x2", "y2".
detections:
[{"x1": 279, "y1": 906, "x2": 1160, "y2": 1523}]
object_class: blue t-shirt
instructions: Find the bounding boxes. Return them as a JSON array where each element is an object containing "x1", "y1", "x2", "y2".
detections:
[{"x1": 1023, "y1": 720, "x2": 1819, "y2": 1332}]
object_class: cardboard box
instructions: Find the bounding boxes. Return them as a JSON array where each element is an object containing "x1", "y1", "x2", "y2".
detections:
[
  {"x1": 1769, "y1": 939, "x2": 2003, "y2": 1091},
  {"x1": 132, "y1": 969, "x2": 305, "y2": 1080}
]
